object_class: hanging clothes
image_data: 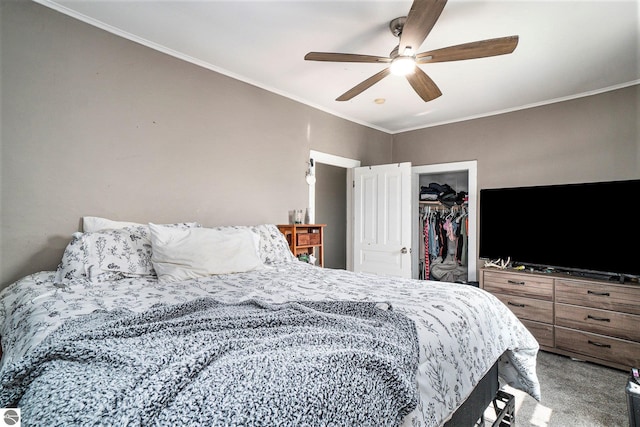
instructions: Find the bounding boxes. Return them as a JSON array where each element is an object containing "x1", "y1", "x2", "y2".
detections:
[
  {"x1": 419, "y1": 204, "x2": 469, "y2": 282},
  {"x1": 423, "y1": 219, "x2": 430, "y2": 280}
]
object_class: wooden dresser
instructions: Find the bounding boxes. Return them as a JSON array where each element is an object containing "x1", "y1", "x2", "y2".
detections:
[{"x1": 480, "y1": 267, "x2": 640, "y2": 371}]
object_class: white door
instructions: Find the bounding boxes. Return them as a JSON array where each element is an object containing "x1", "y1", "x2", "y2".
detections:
[{"x1": 353, "y1": 163, "x2": 412, "y2": 278}]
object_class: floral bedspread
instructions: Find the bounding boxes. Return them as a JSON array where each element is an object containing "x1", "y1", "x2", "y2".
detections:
[{"x1": 0, "y1": 261, "x2": 540, "y2": 426}]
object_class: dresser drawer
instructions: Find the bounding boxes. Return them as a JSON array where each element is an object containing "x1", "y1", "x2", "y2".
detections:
[
  {"x1": 521, "y1": 319, "x2": 554, "y2": 348},
  {"x1": 555, "y1": 279, "x2": 640, "y2": 315},
  {"x1": 555, "y1": 303, "x2": 640, "y2": 342},
  {"x1": 482, "y1": 271, "x2": 553, "y2": 300},
  {"x1": 493, "y1": 293, "x2": 553, "y2": 324},
  {"x1": 555, "y1": 327, "x2": 640, "y2": 368}
]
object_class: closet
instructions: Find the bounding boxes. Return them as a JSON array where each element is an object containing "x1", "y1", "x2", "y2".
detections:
[
  {"x1": 411, "y1": 161, "x2": 477, "y2": 282},
  {"x1": 419, "y1": 201, "x2": 469, "y2": 282}
]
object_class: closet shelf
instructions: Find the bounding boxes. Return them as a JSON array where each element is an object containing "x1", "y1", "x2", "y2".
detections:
[{"x1": 419, "y1": 201, "x2": 468, "y2": 208}]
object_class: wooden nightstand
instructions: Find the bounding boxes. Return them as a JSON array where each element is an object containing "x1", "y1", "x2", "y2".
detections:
[{"x1": 277, "y1": 224, "x2": 326, "y2": 267}]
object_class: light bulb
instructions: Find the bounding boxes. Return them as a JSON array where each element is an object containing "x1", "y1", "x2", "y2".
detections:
[
  {"x1": 390, "y1": 56, "x2": 416, "y2": 76},
  {"x1": 306, "y1": 174, "x2": 316, "y2": 185}
]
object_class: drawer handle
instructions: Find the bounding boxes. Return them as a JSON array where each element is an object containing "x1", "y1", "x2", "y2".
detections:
[
  {"x1": 587, "y1": 290, "x2": 610, "y2": 297},
  {"x1": 508, "y1": 301, "x2": 526, "y2": 308},
  {"x1": 587, "y1": 315, "x2": 610, "y2": 322},
  {"x1": 507, "y1": 280, "x2": 526, "y2": 286},
  {"x1": 588, "y1": 340, "x2": 611, "y2": 348}
]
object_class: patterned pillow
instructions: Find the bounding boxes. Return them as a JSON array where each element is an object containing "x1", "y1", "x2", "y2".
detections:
[
  {"x1": 84, "y1": 226, "x2": 155, "y2": 282},
  {"x1": 55, "y1": 223, "x2": 201, "y2": 284},
  {"x1": 251, "y1": 224, "x2": 297, "y2": 264},
  {"x1": 55, "y1": 232, "x2": 89, "y2": 283}
]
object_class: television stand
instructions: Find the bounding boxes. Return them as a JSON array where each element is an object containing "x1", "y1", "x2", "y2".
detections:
[{"x1": 479, "y1": 267, "x2": 640, "y2": 371}]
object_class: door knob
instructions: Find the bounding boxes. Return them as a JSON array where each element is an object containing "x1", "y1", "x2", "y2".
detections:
[{"x1": 401, "y1": 247, "x2": 408, "y2": 254}]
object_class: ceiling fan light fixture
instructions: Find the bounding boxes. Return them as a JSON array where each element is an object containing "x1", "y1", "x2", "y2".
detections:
[
  {"x1": 304, "y1": 3, "x2": 519, "y2": 102},
  {"x1": 390, "y1": 56, "x2": 416, "y2": 76}
]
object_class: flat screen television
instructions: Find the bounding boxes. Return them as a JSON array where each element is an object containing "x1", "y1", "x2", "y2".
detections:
[{"x1": 479, "y1": 179, "x2": 640, "y2": 281}]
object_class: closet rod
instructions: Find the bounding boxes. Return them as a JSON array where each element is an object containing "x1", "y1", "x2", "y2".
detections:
[{"x1": 419, "y1": 203, "x2": 467, "y2": 211}]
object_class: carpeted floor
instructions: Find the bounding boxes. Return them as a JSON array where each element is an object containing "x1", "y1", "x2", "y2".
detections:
[{"x1": 484, "y1": 350, "x2": 631, "y2": 427}]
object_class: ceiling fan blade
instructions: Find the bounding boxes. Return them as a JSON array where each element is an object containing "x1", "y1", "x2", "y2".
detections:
[
  {"x1": 305, "y1": 52, "x2": 391, "y2": 63},
  {"x1": 416, "y1": 36, "x2": 519, "y2": 63},
  {"x1": 399, "y1": 0, "x2": 448, "y2": 55},
  {"x1": 336, "y1": 68, "x2": 391, "y2": 101},
  {"x1": 405, "y1": 67, "x2": 442, "y2": 102}
]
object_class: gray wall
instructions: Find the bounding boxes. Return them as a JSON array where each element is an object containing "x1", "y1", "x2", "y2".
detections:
[
  {"x1": 0, "y1": 0, "x2": 391, "y2": 287},
  {"x1": 393, "y1": 85, "x2": 640, "y2": 188}
]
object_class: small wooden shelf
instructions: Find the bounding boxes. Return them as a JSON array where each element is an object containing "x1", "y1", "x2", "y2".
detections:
[{"x1": 277, "y1": 224, "x2": 325, "y2": 267}]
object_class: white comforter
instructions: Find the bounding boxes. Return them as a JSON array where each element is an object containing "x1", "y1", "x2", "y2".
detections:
[{"x1": 0, "y1": 261, "x2": 540, "y2": 426}]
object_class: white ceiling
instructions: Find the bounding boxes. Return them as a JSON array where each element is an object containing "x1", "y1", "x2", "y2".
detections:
[{"x1": 37, "y1": 0, "x2": 640, "y2": 134}]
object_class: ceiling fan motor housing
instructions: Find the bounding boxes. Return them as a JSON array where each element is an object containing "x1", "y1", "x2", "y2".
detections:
[{"x1": 389, "y1": 17, "x2": 407, "y2": 38}]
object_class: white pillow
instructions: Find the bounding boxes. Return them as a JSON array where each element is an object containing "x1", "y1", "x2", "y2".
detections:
[
  {"x1": 206, "y1": 224, "x2": 296, "y2": 264},
  {"x1": 83, "y1": 217, "x2": 143, "y2": 232},
  {"x1": 149, "y1": 223, "x2": 263, "y2": 282}
]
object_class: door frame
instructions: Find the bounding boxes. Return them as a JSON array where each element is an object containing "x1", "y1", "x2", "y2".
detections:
[
  {"x1": 308, "y1": 150, "x2": 361, "y2": 271},
  {"x1": 411, "y1": 160, "x2": 478, "y2": 281}
]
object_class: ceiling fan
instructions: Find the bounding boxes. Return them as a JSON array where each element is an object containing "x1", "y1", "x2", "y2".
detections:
[{"x1": 304, "y1": 0, "x2": 519, "y2": 102}]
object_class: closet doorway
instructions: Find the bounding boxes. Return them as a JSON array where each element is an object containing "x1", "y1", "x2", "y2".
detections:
[
  {"x1": 308, "y1": 151, "x2": 360, "y2": 271},
  {"x1": 412, "y1": 161, "x2": 477, "y2": 281}
]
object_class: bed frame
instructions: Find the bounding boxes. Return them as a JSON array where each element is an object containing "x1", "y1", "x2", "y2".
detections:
[{"x1": 444, "y1": 359, "x2": 515, "y2": 427}]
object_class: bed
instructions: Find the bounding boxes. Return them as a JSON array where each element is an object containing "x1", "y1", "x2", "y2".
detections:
[{"x1": 0, "y1": 221, "x2": 540, "y2": 426}]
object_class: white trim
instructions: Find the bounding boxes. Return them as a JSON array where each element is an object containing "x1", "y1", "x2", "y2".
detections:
[
  {"x1": 309, "y1": 150, "x2": 361, "y2": 271},
  {"x1": 393, "y1": 80, "x2": 640, "y2": 134},
  {"x1": 411, "y1": 161, "x2": 478, "y2": 281},
  {"x1": 309, "y1": 151, "x2": 362, "y2": 169}
]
